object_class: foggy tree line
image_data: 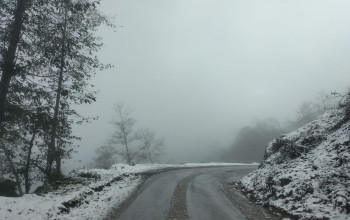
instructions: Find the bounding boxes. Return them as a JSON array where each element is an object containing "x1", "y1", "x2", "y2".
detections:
[
  {"x1": 221, "y1": 91, "x2": 340, "y2": 163},
  {"x1": 221, "y1": 118, "x2": 283, "y2": 163},
  {"x1": 0, "y1": 0, "x2": 110, "y2": 195},
  {"x1": 92, "y1": 103, "x2": 165, "y2": 169}
]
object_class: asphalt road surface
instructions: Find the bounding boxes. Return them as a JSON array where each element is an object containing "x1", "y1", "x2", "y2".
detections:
[{"x1": 116, "y1": 165, "x2": 272, "y2": 220}]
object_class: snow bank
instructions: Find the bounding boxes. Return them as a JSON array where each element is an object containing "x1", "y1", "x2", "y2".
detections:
[
  {"x1": 241, "y1": 109, "x2": 350, "y2": 220},
  {"x1": 0, "y1": 162, "x2": 251, "y2": 220},
  {"x1": 0, "y1": 167, "x2": 142, "y2": 220}
]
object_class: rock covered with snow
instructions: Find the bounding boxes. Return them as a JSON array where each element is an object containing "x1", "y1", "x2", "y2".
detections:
[{"x1": 241, "y1": 109, "x2": 350, "y2": 219}]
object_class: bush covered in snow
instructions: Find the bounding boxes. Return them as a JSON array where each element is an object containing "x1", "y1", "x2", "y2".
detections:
[{"x1": 242, "y1": 109, "x2": 350, "y2": 219}]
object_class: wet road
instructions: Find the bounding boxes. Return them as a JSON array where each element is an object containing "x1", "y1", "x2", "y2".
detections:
[
  {"x1": 116, "y1": 166, "x2": 257, "y2": 220},
  {"x1": 187, "y1": 172, "x2": 246, "y2": 220}
]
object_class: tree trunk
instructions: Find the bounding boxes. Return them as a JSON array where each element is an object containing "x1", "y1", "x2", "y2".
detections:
[
  {"x1": 122, "y1": 127, "x2": 132, "y2": 165},
  {"x1": 1, "y1": 144, "x2": 23, "y2": 196},
  {"x1": 0, "y1": 1, "x2": 28, "y2": 190},
  {"x1": 118, "y1": 109, "x2": 132, "y2": 165},
  {"x1": 0, "y1": 0, "x2": 28, "y2": 125},
  {"x1": 47, "y1": 1, "x2": 67, "y2": 181},
  {"x1": 146, "y1": 145, "x2": 153, "y2": 164},
  {"x1": 24, "y1": 128, "x2": 36, "y2": 193},
  {"x1": 56, "y1": 135, "x2": 62, "y2": 179}
]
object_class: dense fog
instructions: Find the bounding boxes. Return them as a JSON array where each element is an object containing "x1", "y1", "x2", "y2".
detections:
[{"x1": 69, "y1": 0, "x2": 350, "y2": 167}]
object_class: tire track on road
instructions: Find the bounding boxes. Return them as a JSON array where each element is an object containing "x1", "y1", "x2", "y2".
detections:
[{"x1": 167, "y1": 173, "x2": 202, "y2": 220}]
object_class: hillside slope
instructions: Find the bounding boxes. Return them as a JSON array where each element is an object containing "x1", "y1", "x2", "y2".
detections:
[{"x1": 241, "y1": 109, "x2": 350, "y2": 219}]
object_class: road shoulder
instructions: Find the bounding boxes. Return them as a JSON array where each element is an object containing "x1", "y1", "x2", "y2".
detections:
[{"x1": 220, "y1": 174, "x2": 295, "y2": 220}]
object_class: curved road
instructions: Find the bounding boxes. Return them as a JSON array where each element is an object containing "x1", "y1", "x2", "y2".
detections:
[
  {"x1": 115, "y1": 165, "x2": 272, "y2": 220},
  {"x1": 187, "y1": 171, "x2": 246, "y2": 220}
]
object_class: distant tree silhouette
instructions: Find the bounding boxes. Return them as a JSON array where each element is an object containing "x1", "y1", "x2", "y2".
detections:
[
  {"x1": 110, "y1": 103, "x2": 137, "y2": 165},
  {"x1": 221, "y1": 118, "x2": 283, "y2": 163},
  {"x1": 92, "y1": 145, "x2": 118, "y2": 169},
  {"x1": 135, "y1": 128, "x2": 165, "y2": 164}
]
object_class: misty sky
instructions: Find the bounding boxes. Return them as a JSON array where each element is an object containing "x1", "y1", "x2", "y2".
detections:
[{"x1": 70, "y1": 0, "x2": 350, "y2": 166}]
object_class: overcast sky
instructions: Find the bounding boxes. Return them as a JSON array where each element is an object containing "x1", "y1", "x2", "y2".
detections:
[{"x1": 70, "y1": 0, "x2": 350, "y2": 166}]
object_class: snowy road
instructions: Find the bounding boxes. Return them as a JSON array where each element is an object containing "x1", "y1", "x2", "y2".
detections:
[{"x1": 116, "y1": 166, "x2": 256, "y2": 220}]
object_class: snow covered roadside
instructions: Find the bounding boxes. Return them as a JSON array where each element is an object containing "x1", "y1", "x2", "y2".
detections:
[
  {"x1": 0, "y1": 162, "x2": 253, "y2": 220},
  {"x1": 241, "y1": 109, "x2": 350, "y2": 220}
]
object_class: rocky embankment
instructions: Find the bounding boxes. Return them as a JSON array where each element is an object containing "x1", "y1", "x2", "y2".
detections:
[{"x1": 242, "y1": 109, "x2": 350, "y2": 219}]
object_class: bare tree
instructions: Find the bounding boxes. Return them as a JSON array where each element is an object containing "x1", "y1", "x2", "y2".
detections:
[
  {"x1": 136, "y1": 128, "x2": 165, "y2": 164},
  {"x1": 112, "y1": 103, "x2": 137, "y2": 165},
  {"x1": 108, "y1": 103, "x2": 165, "y2": 165}
]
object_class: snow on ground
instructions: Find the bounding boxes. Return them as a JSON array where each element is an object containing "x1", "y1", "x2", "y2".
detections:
[
  {"x1": 0, "y1": 162, "x2": 253, "y2": 220},
  {"x1": 241, "y1": 109, "x2": 350, "y2": 220}
]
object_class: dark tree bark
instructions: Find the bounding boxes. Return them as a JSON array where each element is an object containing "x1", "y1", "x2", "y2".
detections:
[
  {"x1": 47, "y1": 1, "x2": 67, "y2": 181},
  {"x1": 24, "y1": 128, "x2": 37, "y2": 193},
  {"x1": 0, "y1": 0, "x2": 28, "y2": 125},
  {"x1": 1, "y1": 144, "x2": 23, "y2": 196}
]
